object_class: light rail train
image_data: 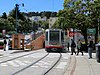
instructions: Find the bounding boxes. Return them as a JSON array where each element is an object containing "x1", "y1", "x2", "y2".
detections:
[{"x1": 45, "y1": 29, "x2": 66, "y2": 52}]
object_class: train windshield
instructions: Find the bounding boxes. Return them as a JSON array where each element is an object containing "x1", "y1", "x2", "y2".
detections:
[{"x1": 50, "y1": 31, "x2": 59, "y2": 42}]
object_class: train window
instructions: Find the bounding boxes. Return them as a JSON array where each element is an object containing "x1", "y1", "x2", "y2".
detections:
[
  {"x1": 46, "y1": 32, "x2": 48, "y2": 41},
  {"x1": 61, "y1": 31, "x2": 64, "y2": 41},
  {"x1": 50, "y1": 31, "x2": 59, "y2": 42}
]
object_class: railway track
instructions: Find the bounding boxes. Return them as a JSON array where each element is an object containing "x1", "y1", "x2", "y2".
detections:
[
  {"x1": 0, "y1": 50, "x2": 49, "y2": 75},
  {"x1": 0, "y1": 48, "x2": 69, "y2": 75},
  {"x1": 9, "y1": 53, "x2": 62, "y2": 75},
  {"x1": 0, "y1": 50, "x2": 43, "y2": 64},
  {"x1": 43, "y1": 53, "x2": 62, "y2": 75},
  {"x1": 12, "y1": 53, "x2": 49, "y2": 75}
]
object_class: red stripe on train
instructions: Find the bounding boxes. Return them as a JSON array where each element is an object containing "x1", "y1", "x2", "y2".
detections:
[{"x1": 45, "y1": 46, "x2": 64, "y2": 48}]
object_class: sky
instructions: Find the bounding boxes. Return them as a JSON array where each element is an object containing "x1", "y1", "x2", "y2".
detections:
[{"x1": 0, "y1": 0, "x2": 64, "y2": 15}]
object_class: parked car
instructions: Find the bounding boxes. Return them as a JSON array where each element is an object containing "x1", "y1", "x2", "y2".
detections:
[
  {"x1": 0, "y1": 46, "x2": 3, "y2": 49},
  {"x1": 0, "y1": 42, "x2": 4, "y2": 49},
  {"x1": 24, "y1": 39, "x2": 30, "y2": 44},
  {"x1": 6, "y1": 34, "x2": 12, "y2": 39}
]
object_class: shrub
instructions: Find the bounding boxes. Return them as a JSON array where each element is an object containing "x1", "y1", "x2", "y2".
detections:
[
  {"x1": 0, "y1": 42, "x2": 4, "y2": 46},
  {"x1": 0, "y1": 33, "x2": 2, "y2": 38},
  {"x1": 0, "y1": 42, "x2": 4, "y2": 49},
  {"x1": 7, "y1": 31, "x2": 16, "y2": 35}
]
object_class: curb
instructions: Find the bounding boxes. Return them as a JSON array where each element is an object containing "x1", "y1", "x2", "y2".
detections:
[{"x1": 64, "y1": 55, "x2": 76, "y2": 75}]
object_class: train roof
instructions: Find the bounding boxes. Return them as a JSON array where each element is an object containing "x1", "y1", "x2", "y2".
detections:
[{"x1": 45, "y1": 29, "x2": 63, "y2": 32}]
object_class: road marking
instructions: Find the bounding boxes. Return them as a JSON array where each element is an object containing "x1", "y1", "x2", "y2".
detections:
[
  {"x1": 23, "y1": 61, "x2": 31, "y2": 64},
  {"x1": 30, "y1": 55, "x2": 45, "y2": 58},
  {"x1": 23, "y1": 56, "x2": 29, "y2": 58},
  {"x1": 62, "y1": 54, "x2": 70, "y2": 59},
  {"x1": 31, "y1": 65, "x2": 38, "y2": 68},
  {"x1": 40, "y1": 65, "x2": 49, "y2": 68},
  {"x1": 9, "y1": 56, "x2": 13, "y2": 57},
  {"x1": 0, "y1": 56, "x2": 3, "y2": 58},
  {"x1": 62, "y1": 56, "x2": 70, "y2": 59},
  {"x1": 36, "y1": 60, "x2": 52, "y2": 66},
  {"x1": 0, "y1": 60, "x2": 32, "y2": 67},
  {"x1": 7, "y1": 61, "x2": 19, "y2": 67},
  {"x1": 0, "y1": 63, "x2": 7, "y2": 66},
  {"x1": 39, "y1": 61, "x2": 51, "y2": 65},
  {"x1": 14, "y1": 60, "x2": 27, "y2": 66},
  {"x1": 56, "y1": 62, "x2": 67, "y2": 69},
  {"x1": 47, "y1": 61, "x2": 53, "y2": 63}
]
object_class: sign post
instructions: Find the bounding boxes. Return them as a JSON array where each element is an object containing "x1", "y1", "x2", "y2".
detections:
[
  {"x1": 87, "y1": 28, "x2": 96, "y2": 43},
  {"x1": 87, "y1": 28, "x2": 96, "y2": 35}
]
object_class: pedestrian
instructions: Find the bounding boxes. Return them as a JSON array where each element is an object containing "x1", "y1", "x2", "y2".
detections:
[
  {"x1": 8, "y1": 38, "x2": 10, "y2": 50},
  {"x1": 67, "y1": 42, "x2": 69, "y2": 52},
  {"x1": 77, "y1": 39, "x2": 84, "y2": 56},
  {"x1": 88, "y1": 40, "x2": 94, "y2": 59},
  {"x1": 71, "y1": 39, "x2": 76, "y2": 55},
  {"x1": 3, "y1": 37, "x2": 7, "y2": 51}
]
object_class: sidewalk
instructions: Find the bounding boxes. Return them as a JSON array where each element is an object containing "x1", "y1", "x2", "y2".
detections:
[
  {"x1": 64, "y1": 53, "x2": 100, "y2": 75},
  {"x1": 0, "y1": 49, "x2": 26, "y2": 57}
]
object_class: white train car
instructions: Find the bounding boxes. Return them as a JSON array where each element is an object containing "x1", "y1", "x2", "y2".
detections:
[{"x1": 45, "y1": 29, "x2": 66, "y2": 52}]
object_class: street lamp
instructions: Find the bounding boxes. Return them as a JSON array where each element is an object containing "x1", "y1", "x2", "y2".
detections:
[
  {"x1": 15, "y1": 3, "x2": 24, "y2": 33},
  {"x1": 98, "y1": 18, "x2": 100, "y2": 41},
  {"x1": 15, "y1": 4, "x2": 18, "y2": 33}
]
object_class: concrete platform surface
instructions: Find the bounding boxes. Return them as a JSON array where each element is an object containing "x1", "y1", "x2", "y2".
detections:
[{"x1": 64, "y1": 53, "x2": 100, "y2": 75}]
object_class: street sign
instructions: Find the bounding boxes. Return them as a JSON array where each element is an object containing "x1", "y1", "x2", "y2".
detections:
[
  {"x1": 69, "y1": 32, "x2": 75, "y2": 37},
  {"x1": 87, "y1": 28, "x2": 96, "y2": 35}
]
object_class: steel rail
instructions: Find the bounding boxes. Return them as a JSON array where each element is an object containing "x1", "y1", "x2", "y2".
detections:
[
  {"x1": 0, "y1": 51, "x2": 41, "y2": 64},
  {"x1": 43, "y1": 53, "x2": 62, "y2": 75},
  {"x1": 11, "y1": 53, "x2": 49, "y2": 75}
]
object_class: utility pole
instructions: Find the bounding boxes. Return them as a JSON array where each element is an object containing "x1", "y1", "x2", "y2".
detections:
[
  {"x1": 15, "y1": 3, "x2": 24, "y2": 33},
  {"x1": 98, "y1": 18, "x2": 100, "y2": 41},
  {"x1": 15, "y1": 4, "x2": 19, "y2": 33}
]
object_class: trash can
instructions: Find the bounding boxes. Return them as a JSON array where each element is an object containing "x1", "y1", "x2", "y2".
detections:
[{"x1": 95, "y1": 42, "x2": 100, "y2": 63}]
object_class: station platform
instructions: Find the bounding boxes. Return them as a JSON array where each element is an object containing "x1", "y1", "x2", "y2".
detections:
[{"x1": 64, "y1": 52, "x2": 100, "y2": 75}]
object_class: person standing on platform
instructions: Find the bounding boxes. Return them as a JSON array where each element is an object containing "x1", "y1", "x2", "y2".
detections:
[
  {"x1": 88, "y1": 40, "x2": 94, "y2": 59},
  {"x1": 77, "y1": 39, "x2": 84, "y2": 56},
  {"x1": 71, "y1": 39, "x2": 76, "y2": 55},
  {"x1": 8, "y1": 38, "x2": 11, "y2": 50},
  {"x1": 3, "y1": 37, "x2": 7, "y2": 51},
  {"x1": 67, "y1": 42, "x2": 69, "y2": 52}
]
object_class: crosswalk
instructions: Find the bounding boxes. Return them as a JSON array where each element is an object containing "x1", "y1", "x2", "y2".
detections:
[
  {"x1": 0, "y1": 60, "x2": 68, "y2": 69},
  {"x1": 0, "y1": 60, "x2": 31, "y2": 67},
  {"x1": 0, "y1": 53, "x2": 70, "y2": 69},
  {"x1": 0, "y1": 60, "x2": 54, "y2": 67}
]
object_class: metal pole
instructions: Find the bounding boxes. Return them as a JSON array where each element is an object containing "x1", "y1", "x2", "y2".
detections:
[
  {"x1": 98, "y1": 18, "x2": 99, "y2": 38},
  {"x1": 97, "y1": 18, "x2": 100, "y2": 42},
  {"x1": 16, "y1": 4, "x2": 18, "y2": 33},
  {"x1": 73, "y1": 27, "x2": 75, "y2": 41},
  {"x1": 15, "y1": 3, "x2": 24, "y2": 33}
]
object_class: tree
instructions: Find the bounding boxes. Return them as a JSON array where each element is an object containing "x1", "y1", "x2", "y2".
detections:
[
  {"x1": 41, "y1": 21, "x2": 49, "y2": 29},
  {"x1": 87, "y1": 0, "x2": 100, "y2": 42},
  {"x1": 0, "y1": 18, "x2": 14, "y2": 32},
  {"x1": 7, "y1": 16, "x2": 15, "y2": 31},
  {"x1": 54, "y1": 1, "x2": 77, "y2": 29},
  {"x1": 8, "y1": 7, "x2": 32, "y2": 33},
  {"x1": 9, "y1": 7, "x2": 25, "y2": 21},
  {"x1": 54, "y1": 0, "x2": 100, "y2": 43},
  {"x1": 2, "y1": 12, "x2": 7, "y2": 19}
]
